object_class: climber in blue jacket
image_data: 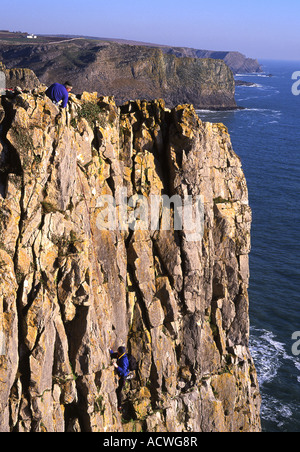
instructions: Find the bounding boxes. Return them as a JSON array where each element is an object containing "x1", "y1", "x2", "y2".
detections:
[
  {"x1": 45, "y1": 81, "x2": 73, "y2": 108},
  {"x1": 110, "y1": 346, "x2": 130, "y2": 411}
]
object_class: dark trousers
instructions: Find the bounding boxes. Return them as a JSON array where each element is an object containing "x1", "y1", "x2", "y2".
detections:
[{"x1": 116, "y1": 377, "x2": 126, "y2": 408}]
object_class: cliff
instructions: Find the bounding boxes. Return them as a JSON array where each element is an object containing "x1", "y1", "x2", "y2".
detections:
[
  {"x1": 0, "y1": 33, "x2": 262, "y2": 75},
  {"x1": 0, "y1": 41, "x2": 236, "y2": 109},
  {"x1": 88, "y1": 39, "x2": 262, "y2": 74},
  {"x1": 0, "y1": 61, "x2": 40, "y2": 91},
  {"x1": 90, "y1": 38, "x2": 262, "y2": 74},
  {"x1": 0, "y1": 89, "x2": 261, "y2": 432},
  {"x1": 162, "y1": 47, "x2": 262, "y2": 74}
]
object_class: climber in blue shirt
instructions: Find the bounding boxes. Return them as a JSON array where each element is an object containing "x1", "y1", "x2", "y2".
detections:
[
  {"x1": 45, "y1": 81, "x2": 73, "y2": 108},
  {"x1": 110, "y1": 346, "x2": 130, "y2": 411}
]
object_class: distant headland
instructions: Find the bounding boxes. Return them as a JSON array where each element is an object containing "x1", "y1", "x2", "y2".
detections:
[{"x1": 0, "y1": 31, "x2": 262, "y2": 110}]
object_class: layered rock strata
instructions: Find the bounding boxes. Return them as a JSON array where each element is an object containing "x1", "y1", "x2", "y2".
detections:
[
  {"x1": 0, "y1": 90, "x2": 261, "y2": 432},
  {"x1": 0, "y1": 41, "x2": 237, "y2": 109}
]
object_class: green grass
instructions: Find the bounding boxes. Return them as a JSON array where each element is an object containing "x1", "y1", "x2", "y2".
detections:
[{"x1": 75, "y1": 101, "x2": 105, "y2": 128}]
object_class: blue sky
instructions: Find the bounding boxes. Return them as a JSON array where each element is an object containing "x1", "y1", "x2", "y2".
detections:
[{"x1": 1, "y1": 0, "x2": 300, "y2": 61}]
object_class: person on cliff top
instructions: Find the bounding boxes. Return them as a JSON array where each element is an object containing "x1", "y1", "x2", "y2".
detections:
[
  {"x1": 45, "y1": 81, "x2": 73, "y2": 108},
  {"x1": 110, "y1": 346, "x2": 130, "y2": 412}
]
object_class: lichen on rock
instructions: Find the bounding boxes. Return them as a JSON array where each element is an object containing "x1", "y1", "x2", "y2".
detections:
[{"x1": 0, "y1": 89, "x2": 261, "y2": 432}]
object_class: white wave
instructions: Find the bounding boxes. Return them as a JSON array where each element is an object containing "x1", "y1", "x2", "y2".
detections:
[
  {"x1": 246, "y1": 107, "x2": 281, "y2": 114},
  {"x1": 250, "y1": 327, "x2": 300, "y2": 386},
  {"x1": 195, "y1": 109, "x2": 219, "y2": 113},
  {"x1": 235, "y1": 73, "x2": 271, "y2": 78},
  {"x1": 250, "y1": 327, "x2": 300, "y2": 430},
  {"x1": 196, "y1": 108, "x2": 282, "y2": 119},
  {"x1": 250, "y1": 329, "x2": 284, "y2": 385},
  {"x1": 236, "y1": 83, "x2": 264, "y2": 88},
  {"x1": 294, "y1": 361, "x2": 300, "y2": 383}
]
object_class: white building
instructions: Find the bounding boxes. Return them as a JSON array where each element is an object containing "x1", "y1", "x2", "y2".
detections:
[{"x1": 27, "y1": 34, "x2": 37, "y2": 39}]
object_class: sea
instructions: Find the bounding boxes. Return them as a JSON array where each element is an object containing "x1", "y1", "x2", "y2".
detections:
[{"x1": 197, "y1": 60, "x2": 300, "y2": 433}]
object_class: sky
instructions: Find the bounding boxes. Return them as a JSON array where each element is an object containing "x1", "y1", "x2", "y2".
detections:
[{"x1": 1, "y1": 0, "x2": 300, "y2": 61}]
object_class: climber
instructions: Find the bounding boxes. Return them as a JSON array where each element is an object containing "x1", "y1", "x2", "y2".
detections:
[
  {"x1": 110, "y1": 346, "x2": 130, "y2": 412},
  {"x1": 45, "y1": 81, "x2": 73, "y2": 108}
]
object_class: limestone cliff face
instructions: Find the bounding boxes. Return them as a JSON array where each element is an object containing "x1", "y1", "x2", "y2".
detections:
[
  {"x1": 0, "y1": 41, "x2": 237, "y2": 109},
  {"x1": 0, "y1": 90, "x2": 261, "y2": 432},
  {"x1": 162, "y1": 47, "x2": 262, "y2": 74}
]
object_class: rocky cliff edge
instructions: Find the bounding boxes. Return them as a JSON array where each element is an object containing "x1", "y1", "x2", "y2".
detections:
[{"x1": 0, "y1": 90, "x2": 261, "y2": 432}]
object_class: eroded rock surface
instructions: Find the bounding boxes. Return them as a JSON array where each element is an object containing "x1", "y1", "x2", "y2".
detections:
[{"x1": 0, "y1": 90, "x2": 261, "y2": 432}]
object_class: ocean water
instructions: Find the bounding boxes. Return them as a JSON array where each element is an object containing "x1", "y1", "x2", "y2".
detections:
[{"x1": 197, "y1": 60, "x2": 300, "y2": 432}]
